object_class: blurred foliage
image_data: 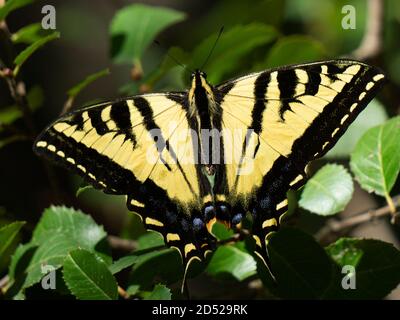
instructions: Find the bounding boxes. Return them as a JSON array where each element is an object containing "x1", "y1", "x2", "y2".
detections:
[
  {"x1": 110, "y1": 4, "x2": 186, "y2": 66},
  {"x1": 0, "y1": 0, "x2": 33, "y2": 21},
  {"x1": 13, "y1": 31, "x2": 59, "y2": 76},
  {"x1": 1, "y1": 0, "x2": 400, "y2": 300}
]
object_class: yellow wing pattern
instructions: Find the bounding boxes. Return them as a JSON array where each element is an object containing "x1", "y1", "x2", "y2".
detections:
[
  {"x1": 34, "y1": 59, "x2": 386, "y2": 275},
  {"x1": 217, "y1": 60, "x2": 386, "y2": 263},
  {"x1": 34, "y1": 93, "x2": 214, "y2": 265}
]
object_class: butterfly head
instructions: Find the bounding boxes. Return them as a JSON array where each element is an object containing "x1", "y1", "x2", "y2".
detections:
[
  {"x1": 188, "y1": 70, "x2": 216, "y2": 116},
  {"x1": 191, "y1": 69, "x2": 207, "y2": 82}
]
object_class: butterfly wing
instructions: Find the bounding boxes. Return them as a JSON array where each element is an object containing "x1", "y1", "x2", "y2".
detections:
[
  {"x1": 216, "y1": 60, "x2": 386, "y2": 265},
  {"x1": 34, "y1": 93, "x2": 215, "y2": 267}
]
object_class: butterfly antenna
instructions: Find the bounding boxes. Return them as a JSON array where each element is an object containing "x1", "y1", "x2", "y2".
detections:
[
  {"x1": 154, "y1": 40, "x2": 192, "y2": 74},
  {"x1": 200, "y1": 26, "x2": 224, "y2": 71}
]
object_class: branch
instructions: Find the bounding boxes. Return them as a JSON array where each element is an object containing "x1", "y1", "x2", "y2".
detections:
[
  {"x1": 117, "y1": 286, "x2": 130, "y2": 299},
  {"x1": 107, "y1": 235, "x2": 137, "y2": 251},
  {"x1": 0, "y1": 17, "x2": 62, "y2": 201},
  {"x1": 316, "y1": 194, "x2": 400, "y2": 243},
  {"x1": 351, "y1": 0, "x2": 384, "y2": 60},
  {"x1": 217, "y1": 228, "x2": 250, "y2": 246},
  {"x1": 0, "y1": 275, "x2": 8, "y2": 289},
  {"x1": 0, "y1": 8, "x2": 35, "y2": 135},
  {"x1": 3, "y1": 73, "x2": 36, "y2": 136}
]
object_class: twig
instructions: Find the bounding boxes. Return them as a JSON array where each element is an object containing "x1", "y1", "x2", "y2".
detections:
[
  {"x1": 351, "y1": 0, "x2": 384, "y2": 60},
  {"x1": 107, "y1": 235, "x2": 137, "y2": 251},
  {"x1": 61, "y1": 96, "x2": 74, "y2": 116},
  {"x1": 217, "y1": 228, "x2": 250, "y2": 246},
  {"x1": 4, "y1": 75, "x2": 36, "y2": 136},
  {"x1": 0, "y1": 275, "x2": 8, "y2": 289},
  {"x1": 4, "y1": 71, "x2": 61, "y2": 200},
  {"x1": 117, "y1": 286, "x2": 130, "y2": 299},
  {"x1": 0, "y1": 275, "x2": 9, "y2": 297},
  {"x1": 0, "y1": 17, "x2": 62, "y2": 201},
  {"x1": 316, "y1": 194, "x2": 400, "y2": 242}
]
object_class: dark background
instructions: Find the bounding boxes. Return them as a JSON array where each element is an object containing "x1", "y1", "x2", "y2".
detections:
[{"x1": 1, "y1": 0, "x2": 399, "y2": 298}]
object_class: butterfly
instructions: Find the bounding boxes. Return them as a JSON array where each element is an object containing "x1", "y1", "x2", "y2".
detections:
[{"x1": 34, "y1": 59, "x2": 386, "y2": 281}]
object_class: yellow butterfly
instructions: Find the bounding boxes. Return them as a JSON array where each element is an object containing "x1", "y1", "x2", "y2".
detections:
[{"x1": 34, "y1": 59, "x2": 386, "y2": 279}]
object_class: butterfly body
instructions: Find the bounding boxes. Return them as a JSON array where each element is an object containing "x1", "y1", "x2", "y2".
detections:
[{"x1": 34, "y1": 60, "x2": 386, "y2": 274}]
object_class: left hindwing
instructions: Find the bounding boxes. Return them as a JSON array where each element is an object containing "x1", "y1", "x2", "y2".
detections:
[{"x1": 217, "y1": 60, "x2": 386, "y2": 260}]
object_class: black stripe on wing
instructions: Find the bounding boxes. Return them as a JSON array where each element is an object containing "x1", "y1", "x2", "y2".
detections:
[{"x1": 250, "y1": 62, "x2": 386, "y2": 268}]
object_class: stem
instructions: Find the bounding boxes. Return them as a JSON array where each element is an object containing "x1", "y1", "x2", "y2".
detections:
[
  {"x1": 385, "y1": 193, "x2": 397, "y2": 215},
  {"x1": 5, "y1": 76, "x2": 36, "y2": 136},
  {"x1": 0, "y1": 17, "x2": 62, "y2": 201},
  {"x1": 351, "y1": 0, "x2": 384, "y2": 60},
  {"x1": 107, "y1": 235, "x2": 137, "y2": 251},
  {"x1": 118, "y1": 286, "x2": 130, "y2": 299},
  {"x1": 216, "y1": 228, "x2": 250, "y2": 246},
  {"x1": 61, "y1": 96, "x2": 74, "y2": 115},
  {"x1": 316, "y1": 194, "x2": 400, "y2": 242},
  {"x1": 0, "y1": 275, "x2": 10, "y2": 298}
]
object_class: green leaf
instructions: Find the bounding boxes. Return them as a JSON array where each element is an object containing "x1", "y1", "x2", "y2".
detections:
[
  {"x1": 32, "y1": 206, "x2": 107, "y2": 249},
  {"x1": 189, "y1": 23, "x2": 278, "y2": 84},
  {"x1": 211, "y1": 222, "x2": 234, "y2": 241},
  {"x1": 8, "y1": 243, "x2": 37, "y2": 283},
  {"x1": 0, "y1": 0, "x2": 34, "y2": 21},
  {"x1": 189, "y1": 0, "x2": 284, "y2": 41},
  {"x1": 13, "y1": 32, "x2": 60, "y2": 76},
  {"x1": 137, "y1": 231, "x2": 164, "y2": 250},
  {"x1": 110, "y1": 237, "x2": 176, "y2": 277},
  {"x1": 267, "y1": 228, "x2": 335, "y2": 299},
  {"x1": 110, "y1": 4, "x2": 186, "y2": 64},
  {"x1": 0, "y1": 221, "x2": 25, "y2": 273},
  {"x1": 11, "y1": 23, "x2": 51, "y2": 44},
  {"x1": 8, "y1": 206, "x2": 109, "y2": 293},
  {"x1": 128, "y1": 248, "x2": 183, "y2": 289},
  {"x1": 63, "y1": 249, "x2": 118, "y2": 300},
  {"x1": 6, "y1": 243, "x2": 37, "y2": 298},
  {"x1": 126, "y1": 284, "x2": 140, "y2": 297},
  {"x1": 327, "y1": 99, "x2": 388, "y2": 158},
  {"x1": 258, "y1": 35, "x2": 326, "y2": 69},
  {"x1": 350, "y1": 116, "x2": 400, "y2": 198},
  {"x1": 109, "y1": 254, "x2": 140, "y2": 275},
  {"x1": 27, "y1": 85, "x2": 44, "y2": 110},
  {"x1": 0, "y1": 106, "x2": 22, "y2": 125},
  {"x1": 207, "y1": 244, "x2": 257, "y2": 281},
  {"x1": 109, "y1": 232, "x2": 176, "y2": 277},
  {"x1": 75, "y1": 185, "x2": 93, "y2": 197},
  {"x1": 67, "y1": 68, "x2": 110, "y2": 99},
  {"x1": 145, "y1": 46, "x2": 188, "y2": 88},
  {"x1": 299, "y1": 164, "x2": 354, "y2": 216},
  {"x1": 325, "y1": 238, "x2": 400, "y2": 299},
  {"x1": 143, "y1": 284, "x2": 171, "y2": 300}
]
